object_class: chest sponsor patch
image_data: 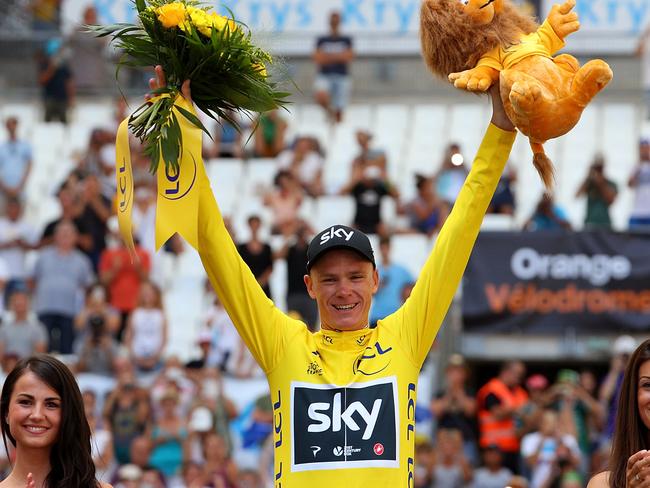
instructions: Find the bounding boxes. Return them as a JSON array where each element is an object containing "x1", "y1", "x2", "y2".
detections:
[{"x1": 290, "y1": 376, "x2": 399, "y2": 472}]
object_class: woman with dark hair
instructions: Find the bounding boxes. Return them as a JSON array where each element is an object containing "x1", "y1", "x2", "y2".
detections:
[
  {"x1": 588, "y1": 339, "x2": 650, "y2": 488},
  {"x1": 406, "y1": 174, "x2": 448, "y2": 237},
  {"x1": 0, "y1": 354, "x2": 111, "y2": 488}
]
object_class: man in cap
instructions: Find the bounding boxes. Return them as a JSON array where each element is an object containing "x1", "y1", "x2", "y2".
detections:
[{"x1": 151, "y1": 66, "x2": 516, "y2": 487}]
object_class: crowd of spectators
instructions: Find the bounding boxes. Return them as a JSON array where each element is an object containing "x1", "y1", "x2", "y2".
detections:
[
  {"x1": 414, "y1": 335, "x2": 636, "y2": 488},
  {"x1": 0, "y1": 235, "x2": 640, "y2": 488}
]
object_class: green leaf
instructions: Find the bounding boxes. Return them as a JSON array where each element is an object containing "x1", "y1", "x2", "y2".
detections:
[
  {"x1": 175, "y1": 104, "x2": 213, "y2": 140},
  {"x1": 135, "y1": 0, "x2": 146, "y2": 13}
]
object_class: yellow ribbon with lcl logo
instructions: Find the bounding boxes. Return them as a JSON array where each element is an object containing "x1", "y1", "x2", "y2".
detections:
[
  {"x1": 154, "y1": 95, "x2": 202, "y2": 250},
  {"x1": 114, "y1": 118, "x2": 135, "y2": 253},
  {"x1": 114, "y1": 94, "x2": 206, "y2": 253}
]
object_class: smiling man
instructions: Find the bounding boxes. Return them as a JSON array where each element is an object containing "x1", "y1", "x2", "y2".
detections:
[{"x1": 150, "y1": 63, "x2": 516, "y2": 487}]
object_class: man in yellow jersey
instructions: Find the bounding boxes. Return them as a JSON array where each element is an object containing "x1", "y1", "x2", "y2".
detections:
[{"x1": 151, "y1": 66, "x2": 516, "y2": 488}]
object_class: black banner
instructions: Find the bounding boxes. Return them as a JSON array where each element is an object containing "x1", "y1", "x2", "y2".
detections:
[{"x1": 462, "y1": 231, "x2": 650, "y2": 333}]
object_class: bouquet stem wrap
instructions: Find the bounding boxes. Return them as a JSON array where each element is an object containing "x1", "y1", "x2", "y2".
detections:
[{"x1": 116, "y1": 94, "x2": 205, "y2": 252}]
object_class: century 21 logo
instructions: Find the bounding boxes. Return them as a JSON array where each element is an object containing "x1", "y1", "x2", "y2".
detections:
[{"x1": 307, "y1": 392, "x2": 382, "y2": 440}]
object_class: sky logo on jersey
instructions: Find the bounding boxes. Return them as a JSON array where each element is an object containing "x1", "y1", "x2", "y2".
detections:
[
  {"x1": 307, "y1": 392, "x2": 382, "y2": 440},
  {"x1": 319, "y1": 226, "x2": 354, "y2": 245},
  {"x1": 290, "y1": 376, "x2": 399, "y2": 472}
]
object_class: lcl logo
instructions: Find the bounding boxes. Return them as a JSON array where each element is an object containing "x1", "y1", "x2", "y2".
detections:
[
  {"x1": 118, "y1": 157, "x2": 131, "y2": 213},
  {"x1": 160, "y1": 157, "x2": 197, "y2": 201}
]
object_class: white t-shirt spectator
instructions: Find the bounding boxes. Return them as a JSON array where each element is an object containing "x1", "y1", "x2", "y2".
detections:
[
  {"x1": 0, "y1": 216, "x2": 38, "y2": 280},
  {"x1": 276, "y1": 149, "x2": 323, "y2": 189},
  {"x1": 204, "y1": 303, "x2": 241, "y2": 370},
  {"x1": 521, "y1": 432, "x2": 581, "y2": 488},
  {"x1": 0, "y1": 139, "x2": 32, "y2": 193},
  {"x1": 470, "y1": 467, "x2": 513, "y2": 488},
  {"x1": 130, "y1": 307, "x2": 165, "y2": 359},
  {"x1": 631, "y1": 161, "x2": 650, "y2": 219},
  {"x1": 0, "y1": 317, "x2": 48, "y2": 358}
]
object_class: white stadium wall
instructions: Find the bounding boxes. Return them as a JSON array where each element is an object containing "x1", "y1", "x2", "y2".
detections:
[{"x1": 60, "y1": 0, "x2": 650, "y2": 55}]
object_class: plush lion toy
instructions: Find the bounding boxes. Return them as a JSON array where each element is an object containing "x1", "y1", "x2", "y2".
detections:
[{"x1": 420, "y1": 0, "x2": 613, "y2": 188}]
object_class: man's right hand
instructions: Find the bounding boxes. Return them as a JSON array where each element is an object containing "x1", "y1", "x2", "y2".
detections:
[
  {"x1": 149, "y1": 65, "x2": 192, "y2": 104},
  {"x1": 488, "y1": 83, "x2": 515, "y2": 132}
]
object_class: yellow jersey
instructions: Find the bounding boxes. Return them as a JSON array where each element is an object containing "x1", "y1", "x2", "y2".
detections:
[
  {"x1": 196, "y1": 124, "x2": 515, "y2": 487},
  {"x1": 477, "y1": 19, "x2": 565, "y2": 72}
]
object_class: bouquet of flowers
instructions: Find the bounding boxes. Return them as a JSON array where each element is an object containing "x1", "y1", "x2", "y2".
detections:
[{"x1": 90, "y1": 0, "x2": 289, "y2": 172}]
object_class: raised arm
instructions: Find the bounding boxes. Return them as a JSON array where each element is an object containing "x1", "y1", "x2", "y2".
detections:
[
  {"x1": 150, "y1": 69, "x2": 303, "y2": 372},
  {"x1": 383, "y1": 85, "x2": 516, "y2": 365}
]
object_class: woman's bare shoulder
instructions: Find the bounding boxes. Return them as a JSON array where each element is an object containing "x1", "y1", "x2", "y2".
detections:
[
  {"x1": 100, "y1": 483, "x2": 113, "y2": 488},
  {"x1": 587, "y1": 471, "x2": 610, "y2": 488}
]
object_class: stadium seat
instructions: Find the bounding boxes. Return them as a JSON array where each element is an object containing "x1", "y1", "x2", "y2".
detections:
[
  {"x1": 243, "y1": 158, "x2": 279, "y2": 195},
  {"x1": 481, "y1": 213, "x2": 516, "y2": 231},
  {"x1": 448, "y1": 103, "x2": 489, "y2": 161},
  {"x1": 388, "y1": 234, "x2": 431, "y2": 279},
  {"x1": 314, "y1": 195, "x2": 355, "y2": 230},
  {"x1": 71, "y1": 102, "x2": 114, "y2": 130},
  {"x1": 1, "y1": 102, "x2": 39, "y2": 138},
  {"x1": 403, "y1": 104, "x2": 450, "y2": 181},
  {"x1": 206, "y1": 158, "x2": 244, "y2": 216},
  {"x1": 341, "y1": 104, "x2": 374, "y2": 130},
  {"x1": 373, "y1": 104, "x2": 411, "y2": 182}
]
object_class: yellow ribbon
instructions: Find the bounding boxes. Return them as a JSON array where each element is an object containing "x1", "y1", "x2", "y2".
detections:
[
  {"x1": 114, "y1": 118, "x2": 135, "y2": 253},
  {"x1": 114, "y1": 94, "x2": 206, "y2": 253}
]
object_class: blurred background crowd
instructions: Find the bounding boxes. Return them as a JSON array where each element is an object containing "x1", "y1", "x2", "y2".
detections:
[{"x1": 1, "y1": 0, "x2": 650, "y2": 486}]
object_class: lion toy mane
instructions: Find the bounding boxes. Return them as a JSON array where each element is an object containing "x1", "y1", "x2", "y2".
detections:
[{"x1": 420, "y1": 0, "x2": 613, "y2": 188}]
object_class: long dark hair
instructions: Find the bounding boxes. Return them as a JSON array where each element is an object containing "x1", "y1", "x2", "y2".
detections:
[
  {"x1": 609, "y1": 339, "x2": 650, "y2": 487},
  {"x1": 0, "y1": 355, "x2": 99, "y2": 488}
]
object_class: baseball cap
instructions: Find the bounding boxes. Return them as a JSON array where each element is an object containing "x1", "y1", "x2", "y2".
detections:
[
  {"x1": 447, "y1": 353, "x2": 466, "y2": 368},
  {"x1": 189, "y1": 406, "x2": 213, "y2": 432},
  {"x1": 117, "y1": 464, "x2": 142, "y2": 481},
  {"x1": 306, "y1": 225, "x2": 375, "y2": 272},
  {"x1": 525, "y1": 374, "x2": 548, "y2": 390}
]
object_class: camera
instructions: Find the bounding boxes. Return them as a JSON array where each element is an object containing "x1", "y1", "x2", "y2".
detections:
[{"x1": 88, "y1": 315, "x2": 105, "y2": 342}]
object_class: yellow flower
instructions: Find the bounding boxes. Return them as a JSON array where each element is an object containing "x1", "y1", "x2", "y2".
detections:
[
  {"x1": 210, "y1": 13, "x2": 237, "y2": 33},
  {"x1": 155, "y1": 3, "x2": 187, "y2": 29},
  {"x1": 253, "y1": 63, "x2": 267, "y2": 78},
  {"x1": 183, "y1": 6, "x2": 208, "y2": 35}
]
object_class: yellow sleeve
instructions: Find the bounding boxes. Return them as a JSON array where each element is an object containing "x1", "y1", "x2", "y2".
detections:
[
  {"x1": 381, "y1": 124, "x2": 515, "y2": 366},
  {"x1": 536, "y1": 18, "x2": 565, "y2": 55},
  {"x1": 476, "y1": 46, "x2": 504, "y2": 71},
  {"x1": 196, "y1": 177, "x2": 303, "y2": 373}
]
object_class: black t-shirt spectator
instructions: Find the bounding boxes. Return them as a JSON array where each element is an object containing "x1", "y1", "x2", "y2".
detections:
[
  {"x1": 352, "y1": 181, "x2": 389, "y2": 234},
  {"x1": 435, "y1": 388, "x2": 478, "y2": 442},
  {"x1": 316, "y1": 35, "x2": 353, "y2": 75},
  {"x1": 77, "y1": 196, "x2": 111, "y2": 269},
  {"x1": 237, "y1": 243, "x2": 274, "y2": 298},
  {"x1": 286, "y1": 243, "x2": 309, "y2": 296},
  {"x1": 39, "y1": 61, "x2": 72, "y2": 102}
]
